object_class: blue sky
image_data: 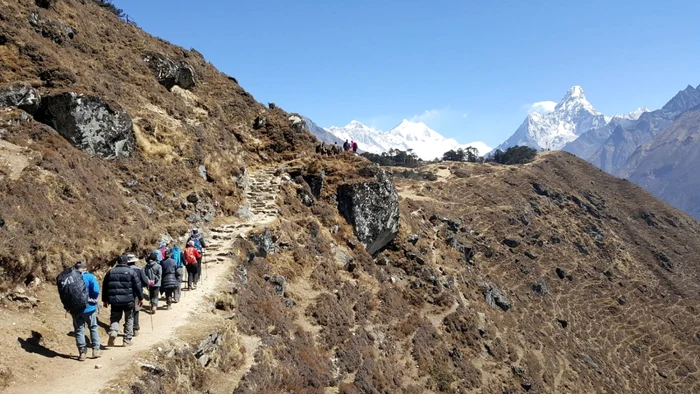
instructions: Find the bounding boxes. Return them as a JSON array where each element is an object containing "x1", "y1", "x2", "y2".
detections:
[{"x1": 118, "y1": 0, "x2": 700, "y2": 147}]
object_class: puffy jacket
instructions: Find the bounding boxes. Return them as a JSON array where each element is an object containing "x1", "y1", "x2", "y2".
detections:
[
  {"x1": 144, "y1": 261, "x2": 162, "y2": 288},
  {"x1": 102, "y1": 263, "x2": 143, "y2": 306},
  {"x1": 160, "y1": 258, "x2": 180, "y2": 289},
  {"x1": 81, "y1": 272, "x2": 100, "y2": 314}
]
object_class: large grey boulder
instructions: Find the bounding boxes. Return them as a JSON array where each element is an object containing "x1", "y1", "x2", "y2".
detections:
[
  {"x1": 36, "y1": 92, "x2": 134, "y2": 159},
  {"x1": 337, "y1": 168, "x2": 400, "y2": 254},
  {"x1": 143, "y1": 52, "x2": 196, "y2": 90},
  {"x1": 0, "y1": 83, "x2": 41, "y2": 114}
]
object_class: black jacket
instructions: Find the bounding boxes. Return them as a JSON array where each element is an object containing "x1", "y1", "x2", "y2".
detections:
[
  {"x1": 102, "y1": 263, "x2": 143, "y2": 306},
  {"x1": 160, "y1": 258, "x2": 180, "y2": 289}
]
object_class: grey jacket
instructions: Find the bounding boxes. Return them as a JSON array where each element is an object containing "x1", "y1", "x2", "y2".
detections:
[{"x1": 144, "y1": 261, "x2": 162, "y2": 288}]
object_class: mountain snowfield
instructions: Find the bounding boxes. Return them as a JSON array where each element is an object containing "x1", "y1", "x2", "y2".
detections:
[
  {"x1": 325, "y1": 119, "x2": 491, "y2": 160},
  {"x1": 497, "y1": 86, "x2": 649, "y2": 152}
]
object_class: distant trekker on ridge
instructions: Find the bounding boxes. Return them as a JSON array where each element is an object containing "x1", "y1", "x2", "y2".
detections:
[
  {"x1": 57, "y1": 261, "x2": 101, "y2": 361},
  {"x1": 343, "y1": 139, "x2": 350, "y2": 152},
  {"x1": 352, "y1": 140, "x2": 358, "y2": 153},
  {"x1": 103, "y1": 255, "x2": 144, "y2": 347}
]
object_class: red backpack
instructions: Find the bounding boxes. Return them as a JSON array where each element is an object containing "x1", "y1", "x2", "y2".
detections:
[{"x1": 184, "y1": 247, "x2": 198, "y2": 265}]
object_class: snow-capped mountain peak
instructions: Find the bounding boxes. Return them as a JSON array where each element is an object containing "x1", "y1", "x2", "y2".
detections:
[
  {"x1": 498, "y1": 85, "x2": 608, "y2": 151},
  {"x1": 321, "y1": 119, "x2": 491, "y2": 160},
  {"x1": 612, "y1": 107, "x2": 650, "y2": 121},
  {"x1": 554, "y1": 85, "x2": 598, "y2": 114}
]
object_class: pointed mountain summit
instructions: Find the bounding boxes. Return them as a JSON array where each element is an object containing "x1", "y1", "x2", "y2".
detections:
[{"x1": 497, "y1": 86, "x2": 608, "y2": 151}]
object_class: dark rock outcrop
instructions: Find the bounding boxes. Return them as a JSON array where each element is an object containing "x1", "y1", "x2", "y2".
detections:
[
  {"x1": 143, "y1": 52, "x2": 196, "y2": 90},
  {"x1": 263, "y1": 274, "x2": 286, "y2": 296},
  {"x1": 483, "y1": 284, "x2": 511, "y2": 311},
  {"x1": 337, "y1": 169, "x2": 400, "y2": 255},
  {"x1": 29, "y1": 12, "x2": 76, "y2": 45},
  {"x1": 253, "y1": 116, "x2": 267, "y2": 130},
  {"x1": 36, "y1": 92, "x2": 134, "y2": 158},
  {"x1": 302, "y1": 170, "x2": 325, "y2": 198},
  {"x1": 35, "y1": 0, "x2": 55, "y2": 9},
  {"x1": 0, "y1": 83, "x2": 41, "y2": 114},
  {"x1": 250, "y1": 228, "x2": 276, "y2": 257}
]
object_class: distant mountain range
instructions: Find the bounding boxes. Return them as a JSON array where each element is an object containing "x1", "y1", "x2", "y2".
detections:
[
  {"x1": 497, "y1": 84, "x2": 700, "y2": 219},
  {"x1": 305, "y1": 119, "x2": 490, "y2": 161}
]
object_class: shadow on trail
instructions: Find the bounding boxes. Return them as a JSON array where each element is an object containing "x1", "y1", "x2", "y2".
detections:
[{"x1": 18, "y1": 331, "x2": 73, "y2": 359}]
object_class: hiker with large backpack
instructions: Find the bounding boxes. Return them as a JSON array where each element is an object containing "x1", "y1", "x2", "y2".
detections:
[
  {"x1": 184, "y1": 240, "x2": 202, "y2": 290},
  {"x1": 187, "y1": 228, "x2": 207, "y2": 286},
  {"x1": 127, "y1": 255, "x2": 149, "y2": 337},
  {"x1": 57, "y1": 261, "x2": 101, "y2": 361},
  {"x1": 169, "y1": 244, "x2": 185, "y2": 302},
  {"x1": 144, "y1": 251, "x2": 162, "y2": 314},
  {"x1": 102, "y1": 255, "x2": 143, "y2": 347},
  {"x1": 343, "y1": 139, "x2": 350, "y2": 152},
  {"x1": 159, "y1": 250, "x2": 181, "y2": 310}
]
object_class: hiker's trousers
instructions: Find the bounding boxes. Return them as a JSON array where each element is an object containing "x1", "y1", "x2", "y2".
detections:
[
  {"x1": 109, "y1": 304, "x2": 134, "y2": 340},
  {"x1": 72, "y1": 309, "x2": 100, "y2": 353}
]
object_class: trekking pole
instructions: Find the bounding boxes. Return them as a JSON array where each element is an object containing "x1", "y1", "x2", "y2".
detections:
[
  {"x1": 205, "y1": 253, "x2": 209, "y2": 280},
  {"x1": 150, "y1": 306, "x2": 154, "y2": 331}
]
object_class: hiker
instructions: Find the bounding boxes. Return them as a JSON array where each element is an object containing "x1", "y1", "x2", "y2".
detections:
[
  {"x1": 184, "y1": 240, "x2": 202, "y2": 290},
  {"x1": 343, "y1": 139, "x2": 350, "y2": 152},
  {"x1": 188, "y1": 228, "x2": 207, "y2": 286},
  {"x1": 57, "y1": 262, "x2": 101, "y2": 361},
  {"x1": 169, "y1": 244, "x2": 185, "y2": 302},
  {"x1": 126, "y1": 255, "x2": 149, "y2": 337},
  {"x1": 144, "y1": 251, "x2": 162, "y2": 314},
  {"x1": 160, "y1": 250, "x2": 181, "y2": 310},
  {"x1": 333, "y1": 142, "x2": 340, "y2": 155},
  {"x1": 352, "y1": 140, "x2": 358, "y2": 153},
  {"x1": 157, "y1": 241, "x2": 168, "y2": 261},
  {"x1": 102, "y1": 254, "x2": 144, "y2": 347}
]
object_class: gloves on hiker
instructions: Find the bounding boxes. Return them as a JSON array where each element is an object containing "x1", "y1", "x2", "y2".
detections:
[{"x1": 148, "y1": 280, "x2": 154, "y2": 287}]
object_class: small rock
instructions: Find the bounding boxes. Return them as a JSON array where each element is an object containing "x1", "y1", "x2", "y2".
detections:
[
  {"x1": 580, "y1": 353, "x2": 602, "y2": 374},
  {"x1": 502, "y1": 238, "x2": 520, "y2": 248},
  {"x1": 555, "y1": 267, "x2": 573, "y2": 281},
  {"x1": 186, "y1": 213, "x2": 201, "y2": 223},
  {"x1": 94, "y1": 364, "x2": 103, "y2": 369},
  {"x1": 483, "y1": 284, "x2": 511, "y2": 311},
  {"x1": 253, "y1": 116, "x2": 267, "y2": 130},
  {"x1": 531, "y1": 279, "x2": 548, "y2": 296},
  {"x1": 187, "y1": 192, "x2": 199, "y2": 203},
  {"x1": 524, "y1": 250, "x2": 538, "y2": 260},
  {"x1": 556, "y1": 319, "x2": 568, "y2": 329},
  {"x1": 405, "y1": 234, "x2": 420, "y2": 245}
]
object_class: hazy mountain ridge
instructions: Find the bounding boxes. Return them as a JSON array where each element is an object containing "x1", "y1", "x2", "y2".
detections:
[{"x1": 320, "y1": 119, "x2": 491, "y2": 160}]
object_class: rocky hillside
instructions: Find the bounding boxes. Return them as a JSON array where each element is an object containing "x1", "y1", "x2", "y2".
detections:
[
  {"x1": 0, "y1": 0, "x2": 315, "y2": 284},
  {"x1": 125, "y1": 152, "x2": 700, "y2": 393},
  {"x1": 622, "y1": 108, "x2": 700, "y2": 219}
]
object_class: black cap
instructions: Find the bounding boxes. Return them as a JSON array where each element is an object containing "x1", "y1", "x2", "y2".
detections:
[{"x1": 74, "y1": 261, "x2": 86, "y2": 270}]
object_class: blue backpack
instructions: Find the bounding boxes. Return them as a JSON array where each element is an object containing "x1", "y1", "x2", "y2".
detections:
[
  {"x1": 170, "y1": 246, "x2": 183, "y2": 268},
  {"x1": 190, "y1": 236, "x2": 202, "y2": 252}
]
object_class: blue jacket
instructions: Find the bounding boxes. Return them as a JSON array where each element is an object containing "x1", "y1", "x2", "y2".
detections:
[{"x1": 81, "y1": 272, "x2": 100, "y2": 314}]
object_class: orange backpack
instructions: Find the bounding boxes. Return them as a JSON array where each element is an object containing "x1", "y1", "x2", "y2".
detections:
[{"x1": 184, "y1": 247, "x2": 198, "y2": 265}]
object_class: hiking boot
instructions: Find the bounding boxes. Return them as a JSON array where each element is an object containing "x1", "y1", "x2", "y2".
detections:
[
  {"x1": 107, "y1": 336, "x2": 116, "y2": 347},
  {"x1": 123, "y1": 339, "x2": 132, "y2": 347},
  {"x1": 78, "y1": 352, "x2": 87, "y2": 362},
  {"x1": 92, "y1": 349, "x2": 101, "y2": 359}
]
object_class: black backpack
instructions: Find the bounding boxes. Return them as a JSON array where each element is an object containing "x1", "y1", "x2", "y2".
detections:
[{"x1": 56, "y1": 268, "x2": 88, "y2": 314}]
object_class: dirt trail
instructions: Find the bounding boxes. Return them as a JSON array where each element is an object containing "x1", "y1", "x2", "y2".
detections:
[{"x1": 4, "y1": 168, "x2": 281, "y2": 394}]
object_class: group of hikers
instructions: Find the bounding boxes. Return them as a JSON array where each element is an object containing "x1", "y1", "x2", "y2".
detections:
[
  {"x1": 315, "y1": 139, "x2": 359, "y2": 155},
  {"x1": 56, "y1": 228, "x2": 207, "y2": 360}
]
